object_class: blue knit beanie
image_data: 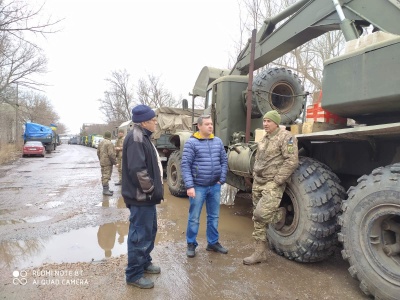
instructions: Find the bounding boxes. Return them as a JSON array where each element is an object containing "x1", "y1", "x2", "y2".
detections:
[{"x1": 132, "y1": 105, "x2": 155, "y2": 123}]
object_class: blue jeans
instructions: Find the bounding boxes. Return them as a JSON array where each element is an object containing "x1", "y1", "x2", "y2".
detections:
[
  {"x1": 186, "y1": 183, "x2": 221, "y2": 246},
  {"x1": 126, "y1": 205, "x2": 157, "y2": 282}
]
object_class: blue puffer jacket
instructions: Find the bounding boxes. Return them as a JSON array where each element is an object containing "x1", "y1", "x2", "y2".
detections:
[{"x1": 181, "y1": 132, "x2": 228, "y2": 189}]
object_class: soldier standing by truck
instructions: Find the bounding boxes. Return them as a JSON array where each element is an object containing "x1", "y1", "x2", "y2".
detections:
[
  {"x1": 114, "y1": 129, "x2": 125, "y2": 185},
  {"x1": 243, "y1": 110, "x2": 298, "y2": 265},
  {"x1": 97, "y1": 131, "x2": 117, "y2": 196}
]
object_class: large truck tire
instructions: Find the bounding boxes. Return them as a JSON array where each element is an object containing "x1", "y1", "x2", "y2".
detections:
[
  {"x1": 249, "y1": 68, "x2": 305, "y2": 124},
  {"x1": 267, "y1": 157, "x2": 345, "y2": 262},
  {"x1": 166, "y1": 150, "x2": 186, "y2": 197},
  {"x1": 338, "y1": 164, "x2": 400, "y2": 299}
]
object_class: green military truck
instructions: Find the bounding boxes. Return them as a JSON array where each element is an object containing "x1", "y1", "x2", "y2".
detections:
[
  {"x1": 166, "y1": 1, "x2": 400, "y2": 298},
  {"x1": 118, "y1": 106, "x2": 202, "y2": 175}
]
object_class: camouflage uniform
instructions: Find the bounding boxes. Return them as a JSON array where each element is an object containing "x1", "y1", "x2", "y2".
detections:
[
  {"x1": 97, "y1": 138, "x2": 117, "y2": 186},
  {"x1": 252, "y1": 127, "x2": 298, "y2": 241},
  {"x1": 115, "y1": 135, "x2": 125, "y2": 182}
]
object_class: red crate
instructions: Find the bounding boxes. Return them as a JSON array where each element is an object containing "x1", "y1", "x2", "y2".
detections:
[{"x1": 306, "y1": 91, "x2": 347, "y2": 125}]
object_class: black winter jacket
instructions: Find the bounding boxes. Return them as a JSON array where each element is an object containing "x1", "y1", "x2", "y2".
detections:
[{"x1": 122, "y1": 124, "x2": 163, "y2": 207}]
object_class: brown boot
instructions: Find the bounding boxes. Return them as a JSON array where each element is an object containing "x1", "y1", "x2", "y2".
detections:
[{"x1": 243, "y1": 240, "x2": 267, "y2": 265}]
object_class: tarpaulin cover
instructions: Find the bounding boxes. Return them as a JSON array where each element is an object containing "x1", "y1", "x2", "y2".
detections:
[
  {"x1": 24, "y1": 122, "x2": 53, "y2": 139},
  {"x1": 153, "y1": 107, "x2": 203, "y2": 139}
]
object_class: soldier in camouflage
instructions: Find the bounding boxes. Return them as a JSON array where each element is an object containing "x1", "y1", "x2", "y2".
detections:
[
  {"x1": 114, "y1": 129, "x2": 125, "y2": 185},
  {"x1": 97, "y1": 131, "x2": 117, "y2": 196},
  {"x1": 243, "y1": 110, "x2": 298, "y2": 265}
]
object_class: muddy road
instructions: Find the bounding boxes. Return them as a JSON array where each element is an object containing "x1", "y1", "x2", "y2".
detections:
[{"x1": 0, "y1": 144, "x2": 367, "y2": 299}]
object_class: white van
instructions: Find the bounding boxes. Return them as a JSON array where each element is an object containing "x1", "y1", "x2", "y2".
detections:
[{"x1": 93, "y1": 136, "x2": 104, "y2": 148}]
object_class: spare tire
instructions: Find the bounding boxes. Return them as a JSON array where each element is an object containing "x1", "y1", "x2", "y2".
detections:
[
  {"x1": 248, "y1": 68, "x2": 305, "y2": 124},
  {"x1": 166, "y1": 150, "x2": 186, "y2": 197}
]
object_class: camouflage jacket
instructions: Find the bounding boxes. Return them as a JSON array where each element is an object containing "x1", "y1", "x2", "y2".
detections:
[
  {"x1": 253, "y1": 127, "x2": 298, "y2": 185},
  {"x1": 115, "y1": 136, "x2": 125, "y2": 159},
  {"x1": 97, "y1": 138, "x2": 116, "y2": 167}
]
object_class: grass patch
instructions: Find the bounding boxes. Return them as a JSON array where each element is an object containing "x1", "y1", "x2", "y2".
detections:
[{"x1": 0, "y1": 142, "x2": 22, "y2": 165}]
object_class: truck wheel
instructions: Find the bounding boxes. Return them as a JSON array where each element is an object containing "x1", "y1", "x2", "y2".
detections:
[
  {"x1": 250, "y1": 68, "x2": 305, "y2": 124},
  {"x1": 167, "y1": 150, "x2": 186, "y2": 197},
  {"x1": 338, "y1": 164, "x2": 400, "y2": 299},
  {"x1": 267, "y1": 157, "x2": 345, "y2": 262}
]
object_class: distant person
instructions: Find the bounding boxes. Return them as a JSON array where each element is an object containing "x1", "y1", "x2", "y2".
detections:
[
  {"x1": 97, "y1": 222, "x2": 117, "y2": 258},
  {"x1": 122, "y1": 104, "x2": 163, "y2": 289},
  {"x1": 116, "y1": 221, "x2": 129, "y2": 244},
  {"x1": 181, "y1": 114, "x2": 228, "y2": 258},
  {"x1": 114, "y1": 129, "x2": 125, "y2": 185},
  {"x1": 97, "y1": 131, "x2": 116, "y2": 196},
  {"x1": 243, "y1": 110, "x2": 298, "y2": 265}
]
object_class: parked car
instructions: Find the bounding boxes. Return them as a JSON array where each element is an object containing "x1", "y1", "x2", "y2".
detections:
[
  {"x1": 92, "y1": 136, "x2": 104, "y2": 148},
  {"x1": 22, "y1": 141, "x2": 46, "y2": 157}
]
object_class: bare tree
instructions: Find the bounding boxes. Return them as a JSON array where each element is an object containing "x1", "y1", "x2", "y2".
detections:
[
  {"x1": 136, "y1": 74, "x2": 179, "y2": 108},
  {"x1": 0, "y1": 0, "x2": 61, "y2": 95},
  {"x1": 98, "y1": 69, "x2": 134, "y2": 124},
  {"x1": 234, "y1": 0, "x2": 346, "y2": 93},
  {"x1": 0, "y1": 0, "x2": 61, "y2": 40},
  {"x1": 18, "y1": 90, "x2": 60, "y2": 126}
]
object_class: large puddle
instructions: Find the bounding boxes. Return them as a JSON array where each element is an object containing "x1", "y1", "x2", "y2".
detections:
[
  {"x1": 0, "y1": 193, "x2": 254, "y2": 273},
  {"x1": 0, "y1": 221, "x2": 129, "y2": 271}
]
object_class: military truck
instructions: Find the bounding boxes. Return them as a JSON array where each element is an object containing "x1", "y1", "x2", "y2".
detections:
[
  {"x1": 166, "y1": 1, "x2": 400, "y2": 298},
  {"x1": 118, "y1": 106, "x2": 202, "y2": 175},
  {"x1": 23, "y1": 122, "x2": 57, "y2": 153}
]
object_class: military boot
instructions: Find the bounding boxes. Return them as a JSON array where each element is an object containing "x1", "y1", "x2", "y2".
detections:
[
  {"x1": 103, "y1": 186, "x2": 113, "y2": 196},
  {"x1": 243, "y1": 240, "x2": 267, "y2": 265}
]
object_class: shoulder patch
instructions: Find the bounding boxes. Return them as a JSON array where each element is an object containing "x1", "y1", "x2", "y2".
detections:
[{"x1": 287, "y1": 137, "x2": 294, "y2": 153}]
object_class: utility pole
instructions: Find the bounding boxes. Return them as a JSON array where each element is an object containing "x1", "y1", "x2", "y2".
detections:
[{"x1": 15, "y1": 83, "x2": 19, "y2": 144}]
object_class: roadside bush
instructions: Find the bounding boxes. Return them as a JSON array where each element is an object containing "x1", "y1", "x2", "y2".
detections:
[{"x1": 0, "y1": 142, "x2": 22, "y2": 165}]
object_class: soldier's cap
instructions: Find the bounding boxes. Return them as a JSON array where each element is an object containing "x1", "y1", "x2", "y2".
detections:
[
  {"x1": 263, "y1": 110, "x2": 281, "y2": 125},
  {"x1": 118, "y1": 128, "x2": 124, "y2": 133},
  {"x1": 104, "y1": 131, "x2": 111, "y2": 138}
]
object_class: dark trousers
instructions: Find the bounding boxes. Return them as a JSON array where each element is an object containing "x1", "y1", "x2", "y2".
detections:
[{"x1": 125, "y1": 205, "x2": 157, "y2": 282}]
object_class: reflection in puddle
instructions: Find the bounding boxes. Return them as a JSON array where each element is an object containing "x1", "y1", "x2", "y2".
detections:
[
  {"x1": 96, "y1": 197, "x2": 126, "y2": 208},
  {"x1": 0, "y1": 222, "x2": 129, "y2": 270},
  {"x1": 23, "y1": 216, "x2": 53, "y2": 223}
]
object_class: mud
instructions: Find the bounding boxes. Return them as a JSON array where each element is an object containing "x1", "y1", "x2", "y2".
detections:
[{"x1": 0, "y1": 145, "x2": 368, "y2": 299}]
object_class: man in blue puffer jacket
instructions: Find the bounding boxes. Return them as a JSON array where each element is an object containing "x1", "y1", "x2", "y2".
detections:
[{"x1": 181, "y1": 114, "x2": 228, "y2": 258}]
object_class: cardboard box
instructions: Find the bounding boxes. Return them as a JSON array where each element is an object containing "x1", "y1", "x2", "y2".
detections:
[
  {"x1": 290, "y1": 124, "x2": 302, "y2": 135},
  {"x1": 302, "y1": 121, "x2": 346, "y2": 134}
]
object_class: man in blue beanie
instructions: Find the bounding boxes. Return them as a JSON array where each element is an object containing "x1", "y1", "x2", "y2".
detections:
[{"x1": 122, "y1": 104, "x2": 163, "y2": 289}]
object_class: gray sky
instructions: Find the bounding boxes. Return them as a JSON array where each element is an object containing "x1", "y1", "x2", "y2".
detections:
[{"x1": 37, "y1": 0, "x2": 241, "y2": 134}]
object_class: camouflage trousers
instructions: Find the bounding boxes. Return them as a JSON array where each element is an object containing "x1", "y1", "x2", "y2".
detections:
[
  {"x1": 101, "y1": 165, "x2": 113, "y2": 186},
  {"x1": 117, "y1": 157, "x2": 122, "y2": 181},
  {"x1": 252, "y1": 181, "x2": 286, "y2": 242}
]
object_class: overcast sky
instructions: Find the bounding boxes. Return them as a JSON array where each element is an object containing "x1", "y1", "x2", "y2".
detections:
[{"x1": 36, "y1": 0, "x2": 241, "y2": 134}]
